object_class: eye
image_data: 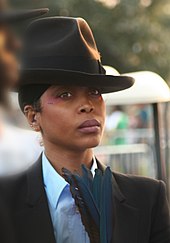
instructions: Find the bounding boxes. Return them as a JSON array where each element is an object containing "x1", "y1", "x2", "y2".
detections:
[
  {"x1": 89, "y1": 88, "x2": 101, "y2": 97},
  {"x1": 58, "y1": 92, "x2": 72, "y2": 99}
]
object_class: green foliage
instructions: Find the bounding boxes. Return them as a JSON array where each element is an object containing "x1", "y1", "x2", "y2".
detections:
[{"x1": 11, "y1": 0, "x2": 170, "y2": 82}]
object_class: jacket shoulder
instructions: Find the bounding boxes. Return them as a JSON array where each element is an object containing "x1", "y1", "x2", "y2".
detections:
[
  {"x1": 0, "y1": 160, "x2": 39, "y2": 208},
  {"x1": 112, "y1": 171, "x2": 166, "y2": 207}
]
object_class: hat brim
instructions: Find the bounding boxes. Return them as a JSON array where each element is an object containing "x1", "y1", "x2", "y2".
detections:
[
  {"x1": 0, "y1": 8, "x2": 49, "y2": 23},
  {"x1": 17, "y1": 69, "x2": 135, "y2": 93}
]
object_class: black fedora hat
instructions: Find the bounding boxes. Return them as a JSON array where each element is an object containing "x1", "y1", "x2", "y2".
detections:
[{"x1": 18, "y1": 17, "x2": 134, "y2": 93}]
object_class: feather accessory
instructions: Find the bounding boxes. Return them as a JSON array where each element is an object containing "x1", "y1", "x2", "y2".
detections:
[{"x1": 62, "y1": 164, "x2": 115, "y2": 243}]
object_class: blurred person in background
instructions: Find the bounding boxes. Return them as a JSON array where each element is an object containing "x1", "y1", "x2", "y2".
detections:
[
  {"x1": 105, "y1": 105, "x2": 129, "y2": 145},
  {"x1": 0, "y1": 2, "x2": 48, "y2": 243},
  {"x1": 0, "y1": 1, "x2": 48, "y2": 175},
  {"x1": 128, "y1": 104, "x2": 152, "y2": 144},
  {"x1": 0, "y1": 0, "x2": 48, "y2": 104}
]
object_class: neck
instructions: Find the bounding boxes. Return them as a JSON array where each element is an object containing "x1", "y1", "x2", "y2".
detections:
[{"x1": 44, "y1": 142, "x2": 93, "y2": 175}]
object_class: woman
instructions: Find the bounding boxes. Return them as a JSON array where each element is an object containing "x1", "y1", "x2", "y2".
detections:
[{"x1": 0, "y1": 16, "x2": 169, "y2": 243}]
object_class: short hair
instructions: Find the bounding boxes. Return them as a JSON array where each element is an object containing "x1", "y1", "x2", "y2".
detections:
[
  {"x1": 18, "y1": 84, "x2": 50, "y2": 113},
  {"x1": 32, "y1": 98, "x2": 42, "y2": 113}
]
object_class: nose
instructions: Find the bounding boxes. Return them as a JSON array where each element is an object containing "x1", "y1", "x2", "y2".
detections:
[{"x1": 78, "y1": 102, "x2": 94, "y2": 114}]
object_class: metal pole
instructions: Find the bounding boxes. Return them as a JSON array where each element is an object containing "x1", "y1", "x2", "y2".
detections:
[
  {"x1": 152, "y1": 103, "x2": 167, "y2": 182},
  {"x1": 164, "y1": 102, "x2": 170, "y2": 199}
]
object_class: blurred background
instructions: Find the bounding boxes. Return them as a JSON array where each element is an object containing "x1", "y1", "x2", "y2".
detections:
[{"x1": 1, "y1": 0, "x2": 169, "y2": 199}]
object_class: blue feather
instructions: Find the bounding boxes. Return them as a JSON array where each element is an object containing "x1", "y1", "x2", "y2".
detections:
[
  {"x1": 92, "y1": 169, "x2": 103, "y2": 211},
  {"x1": 62, "y1": 167, "x2": 100, "y2": 243},
  {"x1": 81, "y1": 164, "x2": 93, "y2": 191},
  {"x1": 62, "y1": 165, "x2": 115, "y2": 243},
  {"x1": 73, "y1": 174, "x2": 100, "y2": 227},
  {"x1": 100, "y1": 167, "x2": 115, "y2": 243}
]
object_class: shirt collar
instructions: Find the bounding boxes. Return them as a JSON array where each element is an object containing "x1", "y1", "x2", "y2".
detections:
[
  {"x1": 91, "y1": 155, "x2": 97, "y2": 177},
  {"x1": 42, "y1": 152, "x2": 97, "y2": 209}
]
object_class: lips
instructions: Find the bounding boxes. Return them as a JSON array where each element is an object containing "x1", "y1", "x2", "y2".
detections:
[{"x1": 78, "y1": 119, "x2": 101, "y2": 134}]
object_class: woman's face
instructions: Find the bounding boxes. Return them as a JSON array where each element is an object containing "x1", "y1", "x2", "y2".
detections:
[{"x1": 33, "y1": 85, "x2": 106, "y2": 152}]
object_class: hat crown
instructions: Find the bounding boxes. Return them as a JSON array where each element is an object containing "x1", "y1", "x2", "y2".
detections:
[
  {"x1": 26, "y1": 17, "x2": 100, "y2": 60},
  {"x1": 24, "y1": 17, "x2": 100, "y2": 60},
  {"x1": 21, "y1": 17, "x2": 105, "y2": 75}
]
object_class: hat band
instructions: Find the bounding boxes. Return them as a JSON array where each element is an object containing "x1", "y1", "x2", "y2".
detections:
[{"x1": 22, "y1": 56, "x2": 106, "y2": 74}]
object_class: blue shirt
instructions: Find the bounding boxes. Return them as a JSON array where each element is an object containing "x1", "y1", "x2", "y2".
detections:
[{"x1": 42, "y1": 152, "x2": 97, "y2": 243}]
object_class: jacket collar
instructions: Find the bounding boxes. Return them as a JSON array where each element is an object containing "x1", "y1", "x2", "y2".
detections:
[
  {"x1": 26, "y1": 154, "x2": 126, "y2": 206},
  {"x1": 26, "y1": 154, "x2": 44, "y2": 206}
]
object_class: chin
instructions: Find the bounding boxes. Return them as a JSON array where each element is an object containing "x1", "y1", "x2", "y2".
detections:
[{"x1": 79, "y1": 137, "x2": 101, "y2": 149}]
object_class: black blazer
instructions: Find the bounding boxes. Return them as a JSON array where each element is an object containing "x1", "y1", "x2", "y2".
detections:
[{"x1": 0, "y1": 155, "x2": 170, "y2": 243}]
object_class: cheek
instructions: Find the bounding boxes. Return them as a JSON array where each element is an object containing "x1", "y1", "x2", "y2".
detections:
[
  {"x1": 39, "y1": 106, "x2": 73, "y2": 135},
  {"x1": 96, "y1": 99, "x2": 106, "y2": 121},
  {"x1": 45, "y1": 97, "x2": 63, "y2": 105}
]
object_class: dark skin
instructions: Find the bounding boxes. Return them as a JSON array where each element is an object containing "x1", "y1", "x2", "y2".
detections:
[
  {"x1": 24, "y1": 85, "x2": 106, "y2": 174},
  {"x1": 0, "y1": 24, "x2": 20, "y2": 104}
]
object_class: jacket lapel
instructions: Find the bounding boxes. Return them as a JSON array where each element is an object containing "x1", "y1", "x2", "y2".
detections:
[
  {"x1": 16, "y1": 155, "x2": 56, "y2": 243},
  {"x1": 97, "y1": 159, "x2": 140, "y2": 243}
]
